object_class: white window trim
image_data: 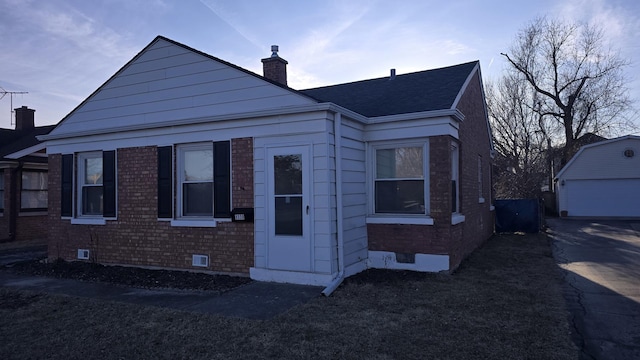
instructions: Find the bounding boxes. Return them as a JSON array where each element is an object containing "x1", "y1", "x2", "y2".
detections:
[
  {"x1": 478, "y1": 155, "x2": 483, "y2": 203},
  {"x1": 170, "y1": 219, "x2": 217, "y2": 228},
  {"x1": 177, "y1": 142, "x2": 214, "y2": 219},
  {"x1": 71, "y1": 218, "x2": 106, "y2": 225},
  {"x1": 76, "y1": 151, "x2": 104, "y2": 219},
  {"x1": 368, "y1": 139, "x2": 430, "y2": 219},
  {"x1": 451, "y1": 214, "x2": 465, "y2": 225},
  {"x1": 366, "y1": 216, "x2": 434, "y2": 225},
  {"x1": 451, "y1": 142, "x2": 460, "y2": 215}
]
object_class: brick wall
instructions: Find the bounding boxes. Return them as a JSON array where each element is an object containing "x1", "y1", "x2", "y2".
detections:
[
  {"x1": 449, "y1": 71, "x2": 495, "y2": 270},
  {"x1": 48, "y1": 138, "x2": 254, "y2": 274}
]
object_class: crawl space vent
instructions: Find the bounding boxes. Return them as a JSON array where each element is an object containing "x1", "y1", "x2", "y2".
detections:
[
  {"x1": 192, "y1": 254, "x2": 209, "y2": 267},
  {"x1": 77, "y1": 249, "x2": 90, "y2": 260}
]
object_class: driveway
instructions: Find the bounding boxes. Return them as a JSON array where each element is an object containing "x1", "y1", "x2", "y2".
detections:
[{"x1": 547, "y1": 219, "x2": 640, "y2": 360}]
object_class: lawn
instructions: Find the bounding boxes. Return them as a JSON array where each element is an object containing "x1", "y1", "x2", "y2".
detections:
[{"x1": 0, "y1": 233, "x2": 577, "y2": 359}]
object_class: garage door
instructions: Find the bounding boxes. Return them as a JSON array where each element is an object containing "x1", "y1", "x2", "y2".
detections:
[{"x1": 566, "y1": 179, "x2": 640, "y2": 217}]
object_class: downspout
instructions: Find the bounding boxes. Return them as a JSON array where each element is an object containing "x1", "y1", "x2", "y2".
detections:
[
  {"x1": 322, "y1": 112, "x2": 345, "y2": 296},
  {"x1": 8, "y1": 161, "x2": 24, "y2": 241}
]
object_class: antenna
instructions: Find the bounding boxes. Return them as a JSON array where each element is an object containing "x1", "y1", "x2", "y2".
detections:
[{"x1": 0, "y1": 86, "x2": 29, "y2": 126}]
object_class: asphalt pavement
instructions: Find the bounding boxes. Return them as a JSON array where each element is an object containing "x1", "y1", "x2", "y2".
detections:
[{"x1": 547, "y1": 218, "x2": 640, "y2": 360}]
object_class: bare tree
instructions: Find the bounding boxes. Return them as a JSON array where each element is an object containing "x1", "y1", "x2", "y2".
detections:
[
  {"x1": 501, "y1": 17, "x2": 634, "y2": 164},
  {"x1": 486, "y1": 73, "x2": 548, "y2": 198}
]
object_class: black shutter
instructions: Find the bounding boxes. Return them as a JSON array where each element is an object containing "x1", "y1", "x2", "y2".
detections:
[
  {"x1": 157, "y1": 146, "x2": 173, "y2": 218},
  {"x1": 103, "y1": 150, "x2": 116, "y2": 217},
  {"x1": 61, "y1": 154, "x2": 73, "y2": 217},
  {"x1": 213, "y1": 141, "x2": 231, "y2": 218}
]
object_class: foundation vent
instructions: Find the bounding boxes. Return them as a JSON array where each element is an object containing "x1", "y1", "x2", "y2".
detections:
[
  {"x1": 192, "y1": 254, "x2": 209, "y2": 267},
  {"x1": 77, "y1": 249, "x2": 90, "y2": 260}
]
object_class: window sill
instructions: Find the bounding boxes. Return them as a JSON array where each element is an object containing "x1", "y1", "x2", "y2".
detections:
[
  {"x1": 71, "y1": 218, "x2": 107, "y2": 225},
  {"x1": 171, "y1": 219, "x2": 217, "y2": 228},
  {"x1": 451, "y1": 214, "x2": 465, "y2": 225},
  {"x1": 366, "y1": 216, "x2": 434, "y2": 225}
]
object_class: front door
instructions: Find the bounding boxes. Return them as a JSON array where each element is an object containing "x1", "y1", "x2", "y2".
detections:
[{"x1": 266, "y1": 145, "x2": 312, "y2": 271}]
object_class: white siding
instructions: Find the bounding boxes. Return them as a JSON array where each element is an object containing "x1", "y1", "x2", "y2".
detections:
[
  {"x1": 339, "y1": 118, "x2": 368, "y2": 270},
  {"x1": 254, "y1": 122, "x2": 336, "y2": 275},
  {"x1": 556, "y1": 136, "x2": 640, "y2": 218},
  {"x1": 560, "y1": 138, "x2": 640, "y2": 180},
  {"x1": 49, "y1": 38, "x2": 314, "y2": 137}
]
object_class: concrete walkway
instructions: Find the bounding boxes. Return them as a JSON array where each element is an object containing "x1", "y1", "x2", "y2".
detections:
[{"x1": 547, "y1": 219, "x2": 640, "y2": 360}]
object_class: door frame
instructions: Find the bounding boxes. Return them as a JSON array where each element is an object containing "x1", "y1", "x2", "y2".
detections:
[{"x1": 265, "y1": 143, "x2": 313, "y2": 272}]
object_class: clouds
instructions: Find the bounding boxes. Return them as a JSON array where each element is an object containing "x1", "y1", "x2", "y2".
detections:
[{"x1": 0, "y1": 0, "x2": 637, "y2": 129}]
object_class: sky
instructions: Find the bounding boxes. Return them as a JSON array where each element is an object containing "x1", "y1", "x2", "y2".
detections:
[{"x1": 0, "y1": 0, "x2": 639, "y2": 132}]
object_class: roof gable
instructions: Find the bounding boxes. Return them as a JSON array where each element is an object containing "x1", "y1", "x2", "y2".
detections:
[
  {"x1": 48, "y1": 36, "x2": 316, "y2": 138},
  {"x1": 556, "y1": 135, "x2": 640, "y2": 180},
  {"x1": 300, "y1": 61, "x2": 478, "y2": 117}
]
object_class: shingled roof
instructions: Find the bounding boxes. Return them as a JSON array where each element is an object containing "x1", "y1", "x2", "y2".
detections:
[
  {"x1": 0, "y1": 125, "x2": 55, "y2": 160},
  {"x1": 300, "y1": 61, "x2": 478, "y2": 117}
]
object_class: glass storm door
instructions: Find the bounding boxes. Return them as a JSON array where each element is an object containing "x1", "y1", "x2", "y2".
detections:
[{"x1": 266, "y1": 145, "x2": 311, "y2": 272}]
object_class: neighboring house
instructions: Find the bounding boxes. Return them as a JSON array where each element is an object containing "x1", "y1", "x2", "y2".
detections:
[
  {"x1": 555, "y1": 135, "x2": 640, "y2": 218},
  {"x1": 40, "y1": 36, "x2": 494, "y2": 289},
  {"x1": 0, "y1": 106, "x2": 54, "y2": 242}
]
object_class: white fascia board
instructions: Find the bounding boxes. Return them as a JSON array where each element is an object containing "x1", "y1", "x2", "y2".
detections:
[
  {"x1": 4, "y1": 143, "x2": 47, "y2": 159},
  {"x1": 450, "y1": 62, "x2": 480, "y2": 111},
  {"x1": 38, "y1": 103, "x2": 361, "y2": 142}
]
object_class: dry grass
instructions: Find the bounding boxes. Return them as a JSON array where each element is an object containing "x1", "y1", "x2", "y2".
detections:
[{"x1": 0, "y1": 233, "x2": 577, "y2": 360}]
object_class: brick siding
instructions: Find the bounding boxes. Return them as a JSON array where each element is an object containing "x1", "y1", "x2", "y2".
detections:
[{"x1": 48, "y1": 138, "x2": 254, "y2": 274}]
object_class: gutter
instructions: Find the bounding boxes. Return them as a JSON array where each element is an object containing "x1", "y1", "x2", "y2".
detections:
[{"x1": 322, "y1": 112, "x2": 345, "y2": 296}]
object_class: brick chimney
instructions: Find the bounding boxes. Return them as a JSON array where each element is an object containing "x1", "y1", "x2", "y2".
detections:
[
  {"x1": 261, "y1": 45, "x2": 288, "y2": 86},
  {"x1": 14, "y1": 106, "x2": 35, "y2": 131}
]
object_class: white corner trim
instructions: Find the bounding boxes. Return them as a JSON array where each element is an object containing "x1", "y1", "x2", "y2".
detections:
[
  {"x1": 451, "y1": 214, "x2": 465, "y2": 225},
  {"x1": 249, "y1": 268, "x2": 333, "y2": 286},
  {"x1": 366, "y1": 216, "x2": 434, "y2": 225},
  {"x1": 478, "y1": 197, "x2": 485, "y2": 204},
  {"x1": 170, "y1": 219, "x2": 217, "y2": 228},
  {"x1": 71, "y1": 218, "x2": 107, "y2": 225},
  {"x1": 367, "y1": 251, "x2": 449, "y2": 272}
]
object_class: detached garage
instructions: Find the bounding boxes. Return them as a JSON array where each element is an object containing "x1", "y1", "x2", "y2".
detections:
[{"x1": 555, "y1": 135, "x2": 640, "y2": 218}]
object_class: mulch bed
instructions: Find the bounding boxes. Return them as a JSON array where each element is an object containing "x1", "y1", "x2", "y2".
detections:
[{"x1": 4, "y1": 259, "x2": 252, "y2": 293}]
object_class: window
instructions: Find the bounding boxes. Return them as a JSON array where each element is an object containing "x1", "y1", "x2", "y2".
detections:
[
  {"x1": 374, "y1": 146, "x2": 425, "y2": 214},
  {"x1": 451, "y1": 143, "x2": 460, "y2": 213},
  {"x1": 21, "y1": 170, "x2": 48, "y2": 211},
  {"x1": 0, "y1": 170, "x2": 4, "y2": 212},
  {"x1": 78, "y1": 152, "x2": 103, "y2": 216},
  {"x1": 69, "y1": 151, "x2": 116, "y2": 219},
  {"x1": 172, "y1": 141, "x2": 230, "y2": 220},
  {"x1": 178, "y1": 144, "x2": 214, "y2": 217}
]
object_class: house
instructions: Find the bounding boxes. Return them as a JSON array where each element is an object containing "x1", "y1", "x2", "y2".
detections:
[
  {"x1": 555, "y1": 135, "x2": 640, "y2": 218},
  {"x1": 40, "y1": 36, "x2": 494, "y2": 290},
  {"x1": 0, "y1": 106, "x2": 54, "y2": 242}
]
